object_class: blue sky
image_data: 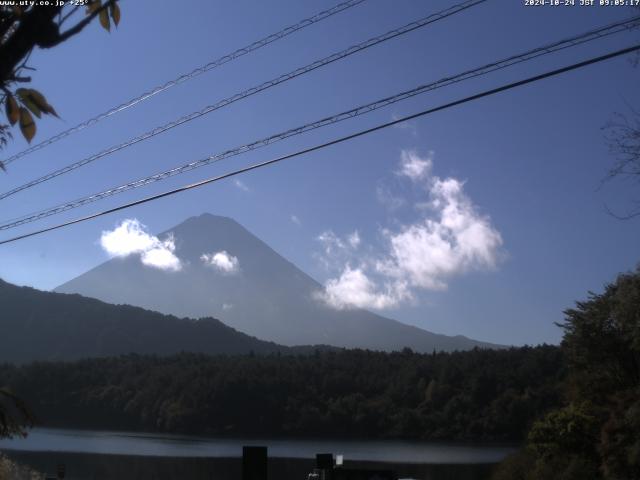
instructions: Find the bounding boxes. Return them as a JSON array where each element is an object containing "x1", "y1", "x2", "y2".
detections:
[{"x1": 0, "y1": 0, "x2": 638, "y2": 346}]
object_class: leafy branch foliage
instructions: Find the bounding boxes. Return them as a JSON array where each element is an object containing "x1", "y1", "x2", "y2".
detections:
[
  {"x1": 0, "y1": 0, "x2": 121, "y2": 163},
  {"x1": 493, "y1": 267, "x2": 640, "y2": 480},
  {"x1": 0, "y1": 389, "x2": 33, "y2": 439}
]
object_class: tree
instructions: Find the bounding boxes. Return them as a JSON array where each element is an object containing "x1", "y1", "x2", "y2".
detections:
[
  {"x1": 492, "y1": 267, "x2": 640, "y2": 480},
  {"x1": 559, "y1": 267, "x2": 640, "y2": 400},
  {"x1": 604, "y1": 110, "x2": 640, "y2": 218},
  {"x1": 0, "y1": 0, "x2": 121, "y2": 164},
  {"x1": 599, "y1": 389, "x2": 640, "y2": 480},
  {"x1": 0, "y1": 389, "x2": 33, "y2": 438},
  {"x1": 602, "y1": 22, "x2": 640, "y2": 219}
]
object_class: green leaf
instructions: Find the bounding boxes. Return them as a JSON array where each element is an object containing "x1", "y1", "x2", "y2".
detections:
[
  {"x1": 16, "y1": 88, "x2": 41, "y2": 119},
  {"x1": 86, "y1": 0, "x2": 101, "y2": 14},
  {"x1": 19, "y1": 107, "x2": 35, "y2": 143},
  {"x1": 99, "y1": 8, "x2": 110, "y2": 31},
  {"x1": 27, "y1": 89, "x2": 59, "y2": 118},
  {"x1": 5, "y1": 94, "x2": 19, "y2": 126},
  {"x1": 110, "y1": 2, "x2": 120, "y2": 27}
]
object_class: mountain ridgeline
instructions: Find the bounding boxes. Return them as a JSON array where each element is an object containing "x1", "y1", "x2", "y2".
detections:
[
  {"x1": 55, "y1": 213, "x2": 502, "y2": 352},
  {"x1": 0, "y1": 279, "x2": 313, "y2": 363}
]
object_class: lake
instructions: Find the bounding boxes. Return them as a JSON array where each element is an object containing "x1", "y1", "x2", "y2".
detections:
[{"x1": 0, "y1": 428, "x2": 515, "y2": 480}]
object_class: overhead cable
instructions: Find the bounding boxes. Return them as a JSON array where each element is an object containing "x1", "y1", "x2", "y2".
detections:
[
  {"x1": 1, "y1": 0, "x2": 369, "y2": 166},
  {"x1": 0, "y1": 0, "x2": 486, "y2": 198},
  {"x1": 1, "y1": 43, "x2": 638, "y2": 245},
  {"x1": 1, "y1": 15, "x2": 637, "y2": 228}
]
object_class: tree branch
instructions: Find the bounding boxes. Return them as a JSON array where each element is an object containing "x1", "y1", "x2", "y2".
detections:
[
  {"x1": 0, "y1": 6, "x2": 61, "y2": 83},
  {"x1": 603, "y1": 202, "x2": 640, "y2": 220},
  {"x1": 59, "y1": 5, "x2": 80, "y2": 26},
  {"x1": 0, "y1": 1, "x2": 116, "y2": 85},
  {"x1": 56, "y1": 0, "x2": 115, "y2": 44},
  {"x1": 0, "y1": 12, "x2": 19, "y2": 40}
]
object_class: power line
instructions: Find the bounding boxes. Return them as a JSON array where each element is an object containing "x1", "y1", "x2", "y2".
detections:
[
  {"x1": 1, "y1": 16, "x2": 638, "y2": 229},
  {"x1": 1, "y1": 0, "x2": 368, "y2": 167},
  {"x1": 1, "y1": 43, "x2": 638, "y2": 246},
  {"x1": 0, "y1": 0, "x2": 486, "y2": 200}
]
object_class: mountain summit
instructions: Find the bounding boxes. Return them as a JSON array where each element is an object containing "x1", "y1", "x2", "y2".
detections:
[{"x1": 55, "y1": 214, "x2": 500, "y2": 352}]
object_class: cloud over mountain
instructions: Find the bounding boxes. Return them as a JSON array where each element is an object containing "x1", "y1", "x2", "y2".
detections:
[
  {"x1": 201, "y1": 250, "x2": 240, "y2": 274},
  {"x1": 100, "y1": 219, "x2": 182, "y2": 272},
  {"x1": 317, "y1": 150, "x2": 503, "y2": 310},
  {"x1": 57, "y1": 213, "x2": 503, "y2": 352}
]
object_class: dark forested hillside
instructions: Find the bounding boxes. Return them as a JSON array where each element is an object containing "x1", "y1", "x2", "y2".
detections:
[
  {"x1": 0, "y1": 279, "x2": 304, "y2": 362},
  {"x1": 492, "y1": 268, "x2": 640, "y2": 480},
  {"x1": 0, "y1": 346, "x2": 563, "y2": 441}
]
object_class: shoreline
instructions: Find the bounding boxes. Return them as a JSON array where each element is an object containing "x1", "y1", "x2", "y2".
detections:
[{"x1": 3, "y1": 450, "x2": 498, "y2": 480}]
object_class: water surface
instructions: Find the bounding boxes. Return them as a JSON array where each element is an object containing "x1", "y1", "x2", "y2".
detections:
[{"x1": 0, "y1": 428, "x2": 515, "y2": 464}]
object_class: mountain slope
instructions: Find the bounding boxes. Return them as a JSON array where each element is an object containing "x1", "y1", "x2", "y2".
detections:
[
  {"x1": 0, "y1": 279, "x2": 299, "y2": 363},
  {"x1": 56, "y1": 213, "x2": 501, "y2": 352}
]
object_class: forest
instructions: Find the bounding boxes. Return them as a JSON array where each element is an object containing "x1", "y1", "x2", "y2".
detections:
[
  {"x1": 0, "y1": 345, "x2": 563, "y2": 442},
  {"x1": 493, "y1": 267, "x2": 640, "y2": 480}
]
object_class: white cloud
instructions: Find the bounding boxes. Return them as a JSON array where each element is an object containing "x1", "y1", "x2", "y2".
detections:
[
  {"x1": 317, "y1": 230, "x2": 346, "y2": 255},
  {"x1": 317, "y1": 229, "x2": 361, "y2": 255},
  {"x1": 291, "y1": 215, "x2": 301, "y2": 226},
  {"x1": 377, "y1": 175, "x2": 502, "y2": 291},
  {"x1": 315, "y1": 230, "x2": 362, "y2": 271},
  {"x1": 100, "y1": 219, "x2": 157, "y2": 257},
  {"x1": 396, "y1": 149, "x2": 432, "y2": 181},
  {"x1": 234, "y1": 179, "x2": 249, "y2": 192},
  {"x1": 348, "y1": 231, "x2": 361, "y2": 249},
  {"x1": 140, "y1": 234, "x2": 182, "y2": 271},
  {"x1": 317, "y1": 150, "x2": 503, "y2": 310},
  {"x1": 376, "y1": 184, "x2": 405, "y2": 211},
  {"x1": 317, "y1": 265, "x2": 410, "y2": 310},
  {"x1": 100, "y1": 219, "x2": 182, "y2": 271},
  {"x1": 201, "y1": 250, "x2": 240, "y2": 274},
  {"x1": 222, "y1": 303, "x2": 233, "y2": 311}
]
